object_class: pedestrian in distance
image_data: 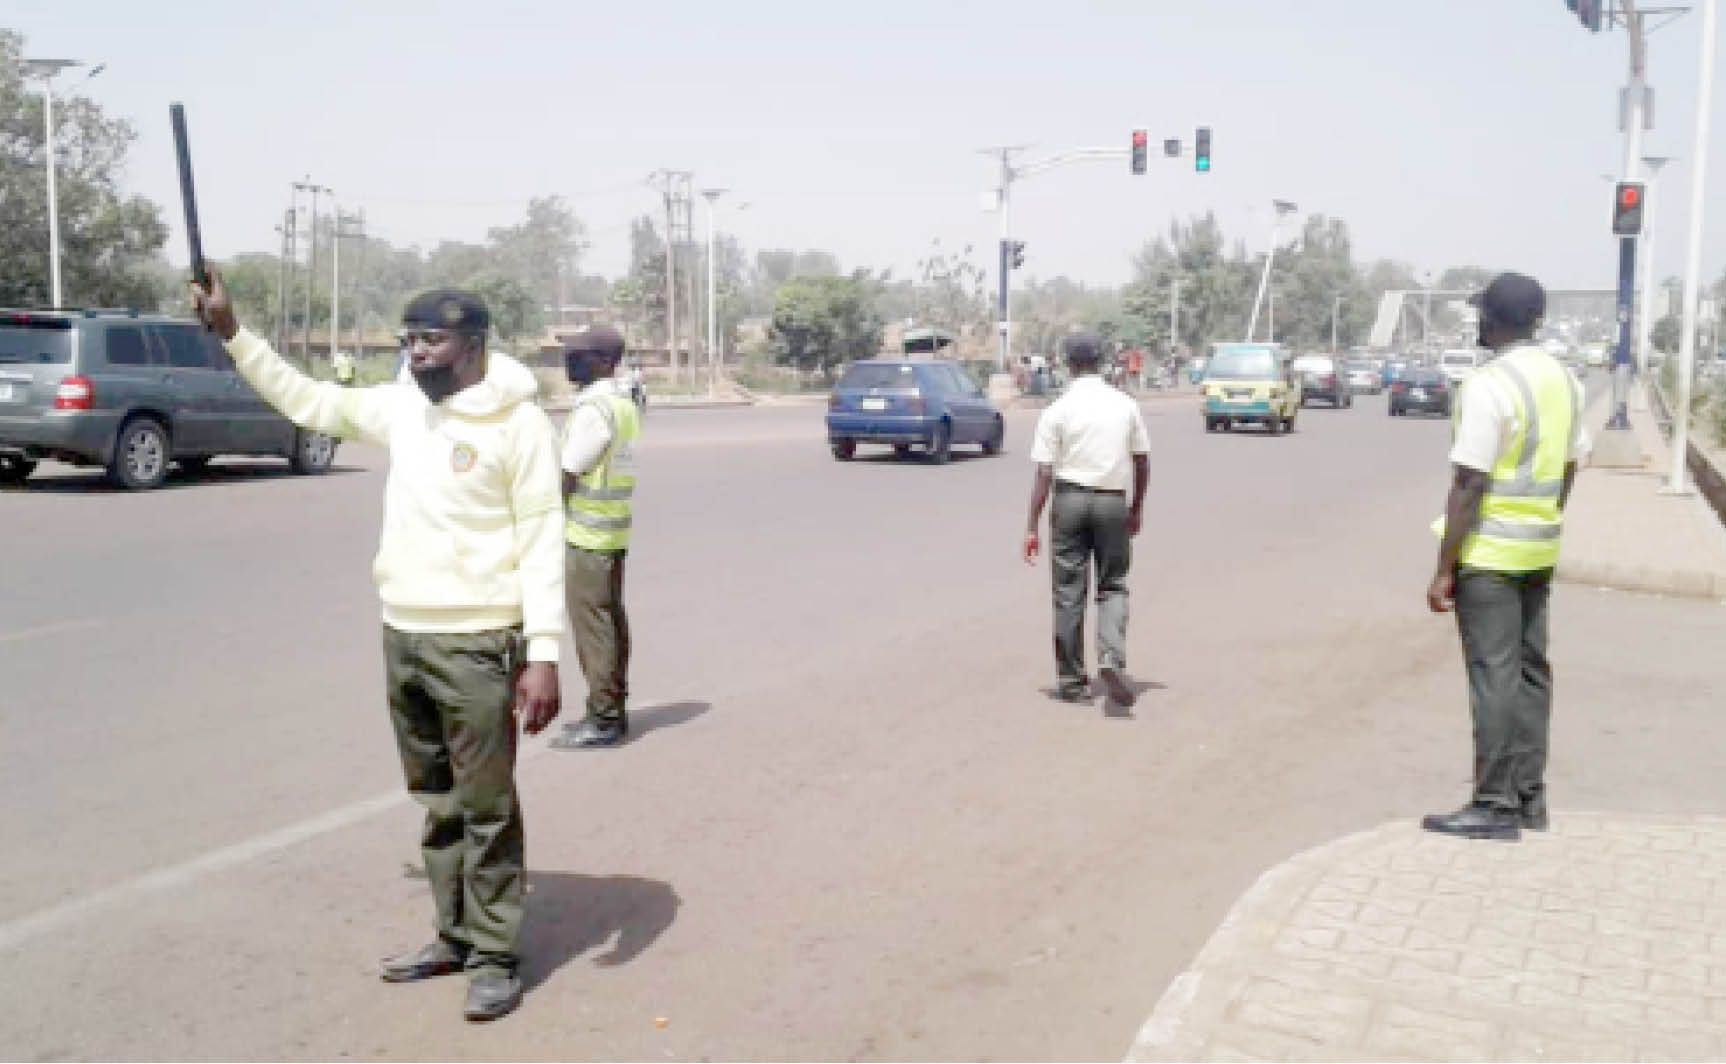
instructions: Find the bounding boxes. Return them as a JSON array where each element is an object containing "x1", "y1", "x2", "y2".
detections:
[
  {"x1": 1022, "y1": 332, "x2": 1151, "y2": 709},
  {"x1": 1423, "y1": 272, "x2": 1588, "y2": 842},
  {"x1": 191, "y1": 271, "x2": 565, "y2": 1021},
  {"x1": 549, "y1": 326, "x2": 641, "y2": 750}
]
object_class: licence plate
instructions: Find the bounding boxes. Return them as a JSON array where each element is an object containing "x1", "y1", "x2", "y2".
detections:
[
  {"x1": 0, "y1": 383, "x2": 15, "y2": 403},
  {"x1": 1411, "y1": 388, "x2": 1427, "y2": 400},
  {"x1": 860, "y1": 397, "x2": 887, "y2": 411}
]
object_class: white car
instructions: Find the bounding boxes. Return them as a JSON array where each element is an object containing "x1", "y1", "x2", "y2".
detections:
[{"x1": 1438, "y1": 350, "x2": 1478, "y2": 385}]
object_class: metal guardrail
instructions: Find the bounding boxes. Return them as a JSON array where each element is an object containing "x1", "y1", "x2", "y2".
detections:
[{"x1": 1650, "y1": 382, "x2": 1726, "y2": 528}]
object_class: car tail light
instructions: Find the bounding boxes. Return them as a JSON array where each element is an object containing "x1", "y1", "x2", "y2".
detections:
[
  {"x1": 1323, "y1": 374, "x2": 1336, "y2": 385},
  {"x1": 1391, "y1": 381, "x2": 1406, "y2": 393},
  {"x1": 55, "y1": 375, "x2": 93, "y2": 410}
]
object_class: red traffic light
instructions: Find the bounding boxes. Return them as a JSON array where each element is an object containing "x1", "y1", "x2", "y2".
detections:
[
  {"x1": 1131, "y1": 129, "x2": 1147, "y2": 147},
  {"x1": 1619, "y1": 184, "x2": 1640, "y2": 207}
]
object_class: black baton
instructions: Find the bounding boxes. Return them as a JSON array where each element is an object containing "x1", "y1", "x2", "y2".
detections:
[{"x1": 169, "y1": 103, "x2": 208, "y2": 287}]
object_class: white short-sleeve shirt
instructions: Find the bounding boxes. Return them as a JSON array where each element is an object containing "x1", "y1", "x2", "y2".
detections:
[
  {"x1": 1449, "y1": 346, "x2": 1591, "y2": 473},
  {"x1": 1029, "y1": 375, "x2": 1150, "y2": 491}
]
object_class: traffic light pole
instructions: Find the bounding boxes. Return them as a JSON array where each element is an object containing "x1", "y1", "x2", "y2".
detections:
[{"x1": 1609, "y1": 0, "x2": 1648, "y2": 431}]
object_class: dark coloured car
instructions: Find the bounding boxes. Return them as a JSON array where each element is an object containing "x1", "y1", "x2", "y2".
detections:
[
  {"x1": 0, "y1": 308, "x2": 337, "y2": 489},
  {"x1": 1388, "y1": 368, "x2": 1453, "y2": 417},
  {"x1": 825, "y1": 359, "x2": 1004, "y2": 463},
  {"x1": 1291, "y1": 354, "x2": 1352, "y2": 408}
]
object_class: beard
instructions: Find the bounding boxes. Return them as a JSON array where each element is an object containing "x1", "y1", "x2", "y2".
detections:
[{"x1": 410, "y1": 362, "x2": 461, "y2": 403}]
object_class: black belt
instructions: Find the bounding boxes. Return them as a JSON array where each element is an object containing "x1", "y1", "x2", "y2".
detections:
[{"x1": 1054, "y1": 480, "x2": 1124, "y2": 495}]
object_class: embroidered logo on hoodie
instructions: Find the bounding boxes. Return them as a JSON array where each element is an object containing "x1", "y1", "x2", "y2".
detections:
[{"x1": 451, "y1": 441, "x2": 477, "y2": 473}]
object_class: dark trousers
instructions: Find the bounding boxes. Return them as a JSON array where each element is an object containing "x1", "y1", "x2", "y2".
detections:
[
  {"x1": 1050, "y1": 484, "x2": 1132, "y2": 686},
  {"x1": 383, "y1": 626, "x2": 525, "y2": 973},
  {"x1": 1454, "y1": 566, "x2": 1553, "y2": 814},
  {"x1": 567, "y1": 547, "x2": 630, "y2": 724}
]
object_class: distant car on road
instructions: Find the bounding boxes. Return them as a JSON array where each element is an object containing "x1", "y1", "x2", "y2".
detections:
[
  {"x1": 1389, "y1": 368, "x2": 1454, "y2": 417},
  {"x1": 825, "y1": 359, "x2": 1004, "y2": 463},
  {"x1": 1201, "y1": 343, "x2": 1301, "y2": 434},
  {"x1": 1438, "y1": 349, "x2": 1479, "y2": 386},
  {"x1": 1345, "y1": 361, "x2": 1382, "y2": 395},
  {"x1": 0, "y1": 308, "x2": 337, "y2": 489},
  {"x1": 1291, "y1": 353, "x2": 1352, "y2": 408}
]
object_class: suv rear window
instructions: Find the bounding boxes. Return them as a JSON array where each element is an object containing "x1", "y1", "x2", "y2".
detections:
[
  {"x1": 156, "y1": 326, "x2": 214, "y2": 369},
  {"x1": 104, "y1": 326, "x2": 153, "y2": 366},
  {"x1": 836, "y1": 363, "x2": 919, "y2": 391},
  {"x1": 0, "y1": 322, "x2": 73, "y2": 364},
  {"x1": 1208, "y1": 349, "x2": 1279, "y2": 379}
]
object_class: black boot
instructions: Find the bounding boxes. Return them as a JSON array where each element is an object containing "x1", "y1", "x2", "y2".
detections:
[{"x1": 1421, "y1": 804, "x2": 1521, "y2": 841}]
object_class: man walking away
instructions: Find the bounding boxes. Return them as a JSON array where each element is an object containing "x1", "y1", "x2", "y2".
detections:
[
  {"x1": 551, "y1": 326, "x2": 641, "y2": 750},
  {"x1": 1023, "y1": 332, "x2": 1150, "y2": 708},
  {"x1": 1423, "y1": 272, "x2": 1588, "y2": 841},
  {"x1": 192, "y1": 273, "x2": 564, "y2": 1021}
]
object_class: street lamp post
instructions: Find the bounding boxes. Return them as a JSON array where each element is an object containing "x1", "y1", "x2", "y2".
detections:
[
  {"x1": 699, "y1": 188, "x2": 727, "y2": 398},
  {"x1": 24, "y1": 58, "x2": 101, "y2": 308},
  {"x1": 1635, "y1": 155, "x2": 1673, "y2": 376},
  {"x1": 1245, "y1": 200, "x2": 1297, "y2": 342},
  {"x1": 1667, "y1": 0, "x2": 1718, "y2": 494}
]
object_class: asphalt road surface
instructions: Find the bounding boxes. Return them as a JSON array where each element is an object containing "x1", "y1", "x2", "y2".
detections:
[{"x1": 4, "y1": 387, "x2": 1723, "y2": 1061}]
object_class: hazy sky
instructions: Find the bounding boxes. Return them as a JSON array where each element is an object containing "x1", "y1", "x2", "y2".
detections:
[{"x1": 13, "y1": 0, "x2": 1726, "y2": 295}]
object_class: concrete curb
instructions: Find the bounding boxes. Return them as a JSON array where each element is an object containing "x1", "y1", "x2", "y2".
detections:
[{"x1": 1555, "y1": 557, "x2": 1726, "y2": 601}]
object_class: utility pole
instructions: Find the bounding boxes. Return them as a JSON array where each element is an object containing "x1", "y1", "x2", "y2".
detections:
[
  {"x1": 294, "y1": 179, "x2": 329, "y2": 364},
  {"x1": 330, "y1": 204, "x2": 342, "y2": 364},
  {"x1": 1667, "y1": 0, "x2": 1717, "y2": 493},
  {"x1": 984, "y1": 146, "x2": 1026, "y2": 374},
  {"x1": 1246, "y1": 199, "x2": 1298, "y2": 342},
  {"x1": 1332, "y1": 295, "x2": 1343, "y2": 353},
  {"x1": 1169, "y1": 275, "x2": 1180, "y2": 362},
  {"x1": 351, "y1": 210, "x2": 367, "y2": 357},
  {"x1": 700, "y1": 188, "x2": 728, "y2": 398},
  {"x1": 650, "y1": 170, "x2": 693, "y2": 388},
  {"x1": 1268, "y1": 289, "x2": 1277, "y2": 343},
  {"x1": 284, "y1": 188, "x2": 299, "y2": 362},
  {"x1": 273, "y1": 209, "x2": 292, "y2": 352}
]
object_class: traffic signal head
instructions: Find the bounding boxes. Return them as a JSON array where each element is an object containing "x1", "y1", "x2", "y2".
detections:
[
  {"x1": 1011, "y1": 240, "x2": 1026, "y2": 269},
  {"x1": 1567, "y1": 0, "x2": 1604, "y2": 31},
  {"x1": 1194, "y1": 127, "x2": 1212, "y2": 172},
  {"x1": 1131, "y1": 129, "x2": 1147, "y2": 175},
  {"x1": 1612, "y1": 181, "x2": 1644, "y2": 235}
]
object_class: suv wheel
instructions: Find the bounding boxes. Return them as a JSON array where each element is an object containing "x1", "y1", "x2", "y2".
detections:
[
  {"x1": 289, "y1": 430, "x2": 337, "y2": 475},
  {"x1": 927, "y1": 420, "x2": 952, "y2": 464},
  {"x1": 108, "y1": 418, "x2": 170, "y2": 490},
  {"x1": 831, "y1": 438, "x2": 856, "y2": 461},
  {"x1": 893, "y1": 443, "x2": 912, "y2": 460},
  {"x1": 0, "y1": 454, "x2": 36, "y2": 484},
  {"x1": 1264, "y1": 414, "x2": 1281, "y2": 436},
  {"x1": 981, "y1": 418, "x2": 1004, "y2": 456}
]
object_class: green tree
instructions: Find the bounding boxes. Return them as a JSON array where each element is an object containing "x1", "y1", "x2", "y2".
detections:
[
  {"x1": 486, "y1": 195, "x2": 588, "y2": 316},
  {"x1": 0, "y1": 29, "x2": 168, "y2": 308},
  {"x1": 768, "y1": 274, "x2": 883, "y2": 377},
  {"x1": 464, "y1": 271, "x2": 537, "y2": 344}
]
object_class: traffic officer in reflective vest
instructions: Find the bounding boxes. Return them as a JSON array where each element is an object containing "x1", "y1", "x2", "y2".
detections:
[
  {"x1": 1423, "y1": 272, "x2": 1588, "y2": 840},
  {"x1": 550, "y1": 326, "x2": 641, "y2": 749}
]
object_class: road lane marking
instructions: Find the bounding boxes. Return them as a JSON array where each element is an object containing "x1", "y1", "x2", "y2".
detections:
[
  {"x1": 0, "y1": 618, "x2": 106, "y2": 645},
  {"x1": 0, "y1": 713, "x2": 594, "y2": 953}
]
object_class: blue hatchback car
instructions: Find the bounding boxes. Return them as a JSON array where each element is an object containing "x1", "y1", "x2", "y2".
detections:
[{"x1": 826, "y1": 359, "x2": 1005, "y2": 464}]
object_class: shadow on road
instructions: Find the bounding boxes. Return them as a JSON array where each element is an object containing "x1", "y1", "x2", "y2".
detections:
[
  {"x1": 521, "y1": 872, "x2": 681, "y2": 989},
  {"x1": 6, "y1": 462, "x2": 364, "y2": 494},
  {"x1": 625, "y1": 700, "x2": 712, "y2": 743}
]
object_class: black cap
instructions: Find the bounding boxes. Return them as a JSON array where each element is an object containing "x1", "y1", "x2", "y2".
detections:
[
  {"x1": 401, "y1": 289, "x2": 489, "y2": 333},
  {"x1": 1468, "y1": 272, "x2": 1546, "y2": 328},
  {"x1": 1061, "y1": 331, "x2": 1103, "y2": 363},
  {"x1": 562, "y1": 325, "x2": 626, "y2": 361}
]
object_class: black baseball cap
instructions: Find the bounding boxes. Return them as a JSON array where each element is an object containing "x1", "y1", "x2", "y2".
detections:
[
  {"x1": 1468, "y1": 272, "x2": 1546, "y2": 328},
  {"x1": 1062, "y1": 332, "x2": 1103, "y2": 364},
  {"x1": 401, "y1": 289, "x2": 489, "y2": 333},
  {"x1": 562, "y1": 325, "x2": 626, "y2": 360}
]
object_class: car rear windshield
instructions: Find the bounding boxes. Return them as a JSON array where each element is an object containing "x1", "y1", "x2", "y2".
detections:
[
  {"x1": 1207, "y1": 349, "x2": 1279, "y2": 379},
  {"x1": 0, "y1": 322, "x2": 73, "y2": 364},
  {"x1": 836, "y1": 363, "x2": 919, "y2": 391},
  {"x1": 1291, "y1": 356, "x2": 1334, "y2": 373}
]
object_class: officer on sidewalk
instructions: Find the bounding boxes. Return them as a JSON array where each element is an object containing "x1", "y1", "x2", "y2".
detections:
[
  {"x1": 191, "y1": 274, "x2": 564, "y2": 1022},
  {"x1": 1022, "y1": 332, "x2": 1150, "y2": 708},
  {"x1": 1423, "y1": 271, "x2": 1588, "y2": 841},
  {"x1": 551, "y1": 326, "x2": 641, "y2": 749}
]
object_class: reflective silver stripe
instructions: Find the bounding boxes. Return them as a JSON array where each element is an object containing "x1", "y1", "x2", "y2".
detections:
[
  {"x1": 568, "y1": 511, "x2": 633, "y2": 531},
  {"x1": 1477, "y1": 519, "x2": 1561, "y2": 540},
  {"x1": 570, "y1": 484, "x2": 634, "y2": 501},
  {"x1": 1492, "y1": 359, "x2": 1541, "y2": 484},
  {"x1": 1487, "y1": 478, "x2": 1563, "y2": 498}
]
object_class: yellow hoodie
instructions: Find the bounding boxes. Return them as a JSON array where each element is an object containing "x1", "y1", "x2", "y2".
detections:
[{"x1": 225, "y1": 328, "x2": 566, "y2": 662}]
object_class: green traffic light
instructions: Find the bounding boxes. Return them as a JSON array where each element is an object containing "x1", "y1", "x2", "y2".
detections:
[{"x1": 1196, "y1": 158, "x2": 1210, "y2": 171}]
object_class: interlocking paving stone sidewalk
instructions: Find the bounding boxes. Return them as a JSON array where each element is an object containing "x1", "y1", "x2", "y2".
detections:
[{"x1": 1126, "y1": 816, "x2": 1726, "y2": 1062}]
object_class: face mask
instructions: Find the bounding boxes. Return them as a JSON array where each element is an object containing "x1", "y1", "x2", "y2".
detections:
[
  {"x1": 411, "y1": 362, "x2": 461, "y2": 403},
  {"x1": 565, "y1": 353, "x2": 595, "y2": 385}
]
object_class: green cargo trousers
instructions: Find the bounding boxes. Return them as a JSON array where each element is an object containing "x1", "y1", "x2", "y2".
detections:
[
  {"x1": 1050, "y1": 483, "x2": 1132, "y2": 686},
  {"x1": 566, "y1": 546, "x2": 630, "y2": 724},
  {"x1": 383, "y1": 626, "x2": 525, "y2": 973},
  {"x1": 1454, "y1": 566, "x2": 1553, "y2": 816}
]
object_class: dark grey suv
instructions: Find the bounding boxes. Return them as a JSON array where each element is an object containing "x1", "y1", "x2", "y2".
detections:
[{"x1": 0, "y1": 308, "x2": 336, "y2": 489}]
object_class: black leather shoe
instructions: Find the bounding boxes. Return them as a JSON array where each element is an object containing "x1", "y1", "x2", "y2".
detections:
[
  {"x1": 1520, "y1": 802, "x2": 1549, "y2": 831},
  {"x1": 380, "y1": 940, "x2": 468, "y2": 983},
  {"x1": 1098, "y1": 667, "x2": 1137, "y2": 709},
  {"x1": 1052, "y1": 681, "x2": 1090, "y2": 703},
  {"x1": 550, "y1": 717, "x2": 628, "y2": 749},
  {"x1": 464, "y1": 969, "x2": 523, "y2": 1022},
  {"x1": 1421, "y1": 805, "x2": 1521, "y2": 841}
]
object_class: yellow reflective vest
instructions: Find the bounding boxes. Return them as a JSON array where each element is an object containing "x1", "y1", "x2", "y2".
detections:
[
  {"x1": 1435, "y1": 346, "x2": 1582, "y2": 572},
  {"x1": 564, "y1": 386, "x2": 640, "y2": 552}
]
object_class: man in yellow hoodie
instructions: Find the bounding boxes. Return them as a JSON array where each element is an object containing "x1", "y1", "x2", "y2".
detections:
[{"x1": 192, "y1": 271, "x2": 563, "y2": 1022}]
